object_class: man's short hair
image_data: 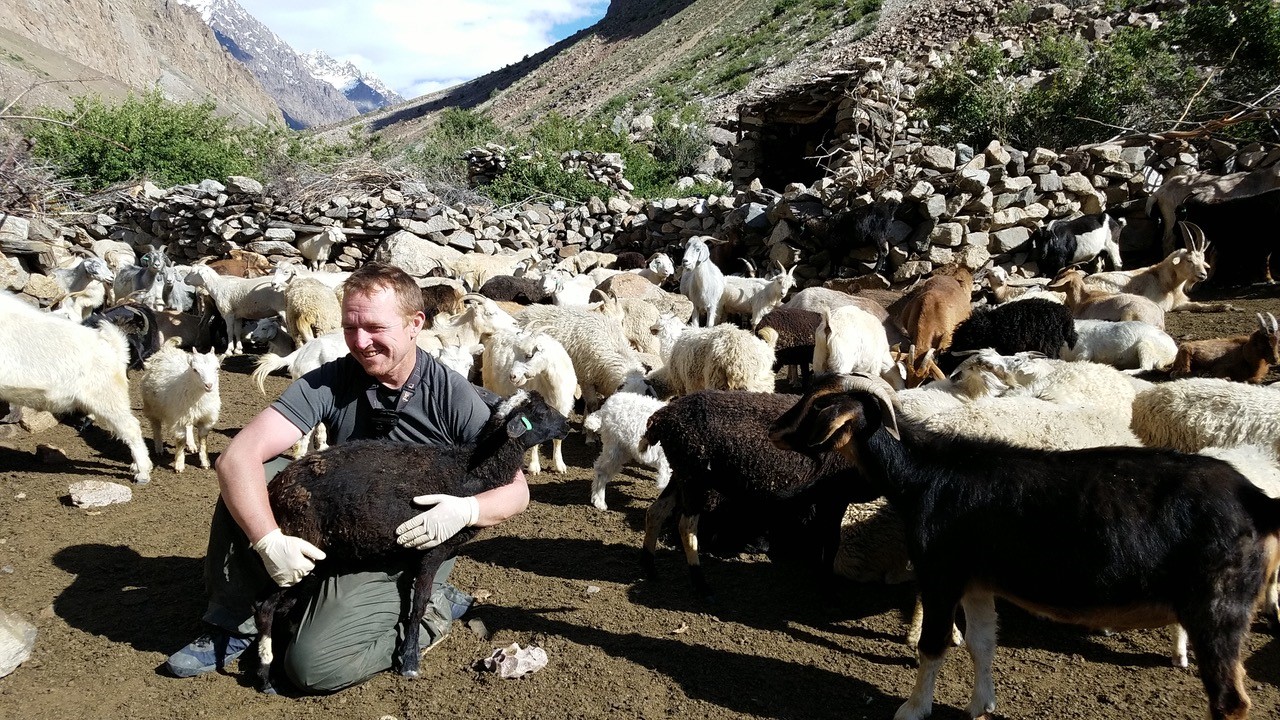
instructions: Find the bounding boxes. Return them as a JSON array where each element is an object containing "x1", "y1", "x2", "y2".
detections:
[{"x1": 342, "y1": 262, "x2": 425, "y2": 320}]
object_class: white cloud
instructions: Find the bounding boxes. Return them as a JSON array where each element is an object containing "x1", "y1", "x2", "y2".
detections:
[{"x1": 236, "y1": 0, "x2": 609, "y2": 98}]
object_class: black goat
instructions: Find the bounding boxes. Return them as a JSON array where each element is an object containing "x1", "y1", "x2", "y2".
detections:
[
  {"x1": 939, "y1": 297, "x2": 1076, "y2": 373},
  {"x1": 613, "y1": 251, "x2": 647, "y2": 270},
  {"x1": 639, "y1": 391, "x2": 871, "y2": 599},
  {"x1": 477, "y1": 275, "x2": 550, "y2": 305},
  {"x1": 755, "y1": 308, "x2": 822, "y2": 388},
  {"x1": 1029, "y1": 212, "x2": 1125, "y2": 277},
  {"x1": 253, "y1": 390, "x2": 568, "y2": 693},
  {"x1": 770, "y1": 374, "x2": 1280, "y2": 720},
  {"x1": 83, "y1": 302, "x2": 160, "y2": 369}
]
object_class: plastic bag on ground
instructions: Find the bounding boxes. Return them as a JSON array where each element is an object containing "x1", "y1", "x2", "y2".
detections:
[{"x1": 0, "y1": 609, "x2": 36, "y2": 677}]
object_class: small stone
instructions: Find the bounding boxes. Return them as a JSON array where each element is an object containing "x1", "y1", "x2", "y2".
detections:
[
  {"x1": 36, "y1": 444, "x2": 68, "y2": 464},
  {"x1": 68, "y1": 480, "x2": 133, "y2": 508},
  {"x1": 916, "y1": 145, "x2": 956, "y2": 171},
  {"x1": 225, "y1": 176, "x2": 263, "y2": 195}
]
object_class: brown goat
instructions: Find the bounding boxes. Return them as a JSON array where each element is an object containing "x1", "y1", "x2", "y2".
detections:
[
  {"x1": 204, "y1": 249, "x2": 272, "y2": 278},
  {"x1": 1172, "y1": 313, "x2": 1280, "y2": 383},
  {"x1": 889, "y1": 267, "x2": 974, "y2": 355},
  {"x1": 1046, "y1": 268, "x2": 1166, "y2": 329},
  {"x1": 419, "y1": 283, "x2": 464, "y2": 329}
]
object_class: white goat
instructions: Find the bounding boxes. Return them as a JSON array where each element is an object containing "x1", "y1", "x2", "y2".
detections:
[
  {"x1": 1083, "y1": 222, "x2": 1234, "y2": 312},
  {"x1": 1061, "y1": 319, "x2": 1178, "y2": 372},
  {"x1": 140, "y1": 339, "x2": 221, "y2": 473},
  {"x1": 631, "y1": 253, "x2": 675, "y2": 285},
  {"x1": 0, "y1": 292, "x2": 152, "y2": 483},
  {"x1": 415, "y1": 295, "x2": 519, "y2": 354},
  {"x1": 252, "y1": 332, "x2": 350, "y2": 457},
  {"x1": 482, "y1": 330, "x2": 578, "y2": 474},
  {"x1": 583, "y1": 392, "x2": 671, "y2": 510},
  {"x1": 720, "y1": 261, "x2": 798, "y2": 327},
  {"x1": 270, "y1": 262, "x2": 351, "y2": 293},
  {"x1": 186, "y1": 264, "x2": 286, "y2": 356},
  {"x1": 113, "y1": 248, "x2": 168, "y2": 307},
  {"x1": 679, "y1": 236, "x2": 725, "y2": 327},
  {"x1": 540, "y1": 268, "x2": 597, "y2": 306},
  {"x1": 297, "y1": 227, "x2": 344, "y2": 270},
  {"x1": 813, "y1": 305, "x2": 894, "y2": 377}
]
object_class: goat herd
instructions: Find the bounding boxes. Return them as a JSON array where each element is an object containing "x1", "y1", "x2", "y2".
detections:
[{"x1": 1, "y1": 216, "x2": 1279, "y2": 719}]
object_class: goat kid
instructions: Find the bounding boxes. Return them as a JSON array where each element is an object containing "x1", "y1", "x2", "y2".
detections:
[{"x1": 770, "y1": 374, "x2": 1280, "y2": 720}]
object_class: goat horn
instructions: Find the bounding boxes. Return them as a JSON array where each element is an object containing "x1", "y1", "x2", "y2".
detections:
[
  {"x1": 836, "y1": 373, "x2": 901, "y2": 440},
  {"x1": 461, "y1": 293, "x2": 488, "y2": 304}
]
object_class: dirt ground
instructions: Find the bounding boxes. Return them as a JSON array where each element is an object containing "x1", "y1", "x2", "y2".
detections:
[{"x1": 2, "y1": 287, "x2": 1280, "y2": 720}]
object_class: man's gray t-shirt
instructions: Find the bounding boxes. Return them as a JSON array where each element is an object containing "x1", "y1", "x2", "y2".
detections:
[{"x1": 272, "y1": 348, "x2": 489, "y2": 447}]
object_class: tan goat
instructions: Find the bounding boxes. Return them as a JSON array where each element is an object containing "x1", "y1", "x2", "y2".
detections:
[
  {"x1": 1083, "y1": 222, "x2": 1235, "y2": 313},
  {"x1": 1171, "y1": 313, "x2": 1280, "y2": 383},
  {"x1": 1046, "y1": 268, "x2": 1166, "y2": 329}
]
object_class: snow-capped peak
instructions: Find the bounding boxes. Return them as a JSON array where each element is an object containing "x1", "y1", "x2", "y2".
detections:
[
  {"x1": 302, "y1": 50, "x2": 399, "y2": 100},
  {"x1": 174, "y1": 0, "x2": 216, "y2": 23}
]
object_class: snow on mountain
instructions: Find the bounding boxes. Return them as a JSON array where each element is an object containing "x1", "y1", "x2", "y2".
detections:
[{"x1": 301, "y1": 50, "x2": 404, "y2": 113}]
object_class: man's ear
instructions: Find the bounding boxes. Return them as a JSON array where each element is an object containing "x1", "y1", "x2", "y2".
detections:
[{"x1": 410, "y1": 310, "x2": 427, "y2": 334}]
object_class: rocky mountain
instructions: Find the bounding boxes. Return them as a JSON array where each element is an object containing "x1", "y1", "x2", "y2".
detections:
[
  {"x1": 0, "y1": 0, "x2": 281, "y2": 126},
  {"x1": 301, "y1": 50, "x2": 403, "y2": 115},
  {"x1": 175, "y1": 0, "x2": 360, "y2": 129}
]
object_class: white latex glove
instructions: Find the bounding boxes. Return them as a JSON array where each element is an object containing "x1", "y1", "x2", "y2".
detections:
[
  {"x1": 252, "y1": 529, "x2": 327, "y2": 587},
  {"x1": 395, "y1": 494, "x2": 480, "y2": 550}
]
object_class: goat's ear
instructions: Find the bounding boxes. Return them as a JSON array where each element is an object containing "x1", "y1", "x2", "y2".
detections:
[{"x1": 506, "y1": 414, "x2": 530, "y2": 439}]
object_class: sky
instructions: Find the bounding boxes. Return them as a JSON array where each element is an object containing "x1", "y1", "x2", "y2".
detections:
[{"x1": 235, "y1": 0, "x2": 610, "y2": 99}]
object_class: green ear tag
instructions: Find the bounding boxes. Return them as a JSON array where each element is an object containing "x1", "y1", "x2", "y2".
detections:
[{"x1": 521, "y1": 416, "x2": 533, "y2": 431}]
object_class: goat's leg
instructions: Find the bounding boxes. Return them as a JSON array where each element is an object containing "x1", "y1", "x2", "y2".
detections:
[
  {"x1": 526, "y1": 445, "x2": 542, "y2": 475},
  {"x1": 1173, "y1": 624, "x2": 1190, "y2": 668},
  {"x1": 1184, "y1": 605, "x2": 1254, "y2": 720},
  {"x1": 92, "y1": 381, "x2": 153, "y2": 484},
  {"x1": 253, "y1": 590, "x2": 284, "y2": 694},
  {"x1": 173, "y1": 428, "x2": 186, "y2": 473},
  {"x1": 653, "y1": 453, "x2": 671, "y2": 492},
  {"x1": 399, "y1": 551, "x2": 448, "y2": 679},
  {"x1": 184, "y1": 424, "x2": 196, "y2": 453},
  {"x1": 150, "y1": 419, "x2": 164, "y2": 458},
  {"x1": 896, "y1": 588, "x2": 962, "y2": 720},
  {"x1": 550, "y1": 437, "x2": 566, "y2": 473},
  {"x1": 960, "y1": 590, "x2": 998, "y2": 719},
  {"x1": 641, "y1": 487, "x2": 678, "y2": 578},
  {"x1": 591, "y1": 443, "x2": 626, "y2": 510},
  {"x1": 678, "y1": 513, "x2": 710, "y2": 599},
  {"x1": 196, "y1": 422, "x2": 212, "y2": 469}
]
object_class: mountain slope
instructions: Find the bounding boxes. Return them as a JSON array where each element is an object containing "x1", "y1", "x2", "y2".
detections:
[
  {"x1": 176, "y1": 0, "x2": 359, "y2": 129},
  {"x1": 302, "y1": 50, "x2": 403, "y2": 114},
  {"x1": 0, "y1": 0, "x2": 281, "y2": 125}
]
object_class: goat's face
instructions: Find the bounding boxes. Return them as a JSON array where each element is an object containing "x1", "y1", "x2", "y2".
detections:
[
  {"x1": 770, "y1": 374, "x2": 895, "y2": 459},
  {"x1": 540, "y1": 270, "x2": 567, "y2": 295},
  {"x1": 509, "y1": 333, "x2": 553, "y2": 387},
  {"x1": 682, "y1": 239, "x2": 710, "y2": 270},
  {"x1": 270, "y1": 264, "x2": 298, "y2": 291},
  {"x1": 1254, "y1": 312, "x2": 1280, "y2": 365},
  {"x1": 189, "y1": 350, "x2": 220, "y2": 392},
  {"x1": 495, "y1": 390, "x2": 570, "y2": 448},
  {"x1": 245, "y1": 317, "x2": 281, "y2": 344},
  {"x1": 649, "y1": 253, "x2": 675, "y2": 277},
  {"x1": 85, "y1": 258, "x2": 115, "y2": 283},
  {"x1": 1170, "y1": 248, "x2": 1211, "y2": 283}
]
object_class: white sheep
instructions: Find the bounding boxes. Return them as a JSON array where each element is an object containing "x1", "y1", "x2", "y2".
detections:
[
  {"x1": 252, "y1": 332, "x2": 350, "y2": 457},
  {"x1": 1060, "y1": 319, "x2": 1178, "y2": 372},
  {"x1": 140, "y1": 339, "x2": 221, "y2": 473},
  {"x1": 647, "y1": 323, "x2": 775, "y2": 397},
  {"x1": 720, "y1": 262, "x2": 797, "y2": 327},
  {"x1": 446, "y1": 248, "x2": 540, "y2": 290},
  {"x1": 1130, "y1": 378, "x2": 1280, "y2": 460},
  {"x1": 518, "y1": 304, "x2": 653, "y2": 412},
  {"x1": 678, "y1": 236, "x2": 725, "y2": 327},
  {"x1": 270, "y1": 262, "x2": 351, "y2": 294},
  {"x1": 540, "y1": 268, "x2": 597, "y2": 306},
  {"x1": 593, "y1": 296, "x2": 661, "y2": 356},
  {"x1": 583, "y1": 392, "x2": 671, "y2": 510},
  {"x1": 631, "y1": 252, "x2": 675, "y2": 285},
  {"x1": 282, "y1": 277, "x2": 341, "y2": 345},
  {"x1": 186, "y1": 264, "x2": 285, "y2": 356},
  {"x1": 482, "y1": 330, "x2": 577, "y2": 474},
  {"x1": 0, "y1": 292, "x2": 152, "y2": 483},
  {"x1": 813, "y1": 305, "x2": 894, "y2": 377}
]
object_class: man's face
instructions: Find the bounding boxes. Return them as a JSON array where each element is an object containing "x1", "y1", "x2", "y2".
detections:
[{"x1": 342, "y1": 286, "x2": 425, "y2": 384}]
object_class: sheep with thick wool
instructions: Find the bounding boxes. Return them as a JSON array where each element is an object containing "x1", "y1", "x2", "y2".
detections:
[
  {"x1": 517, "y1": 304, "x2": 652, "y2": 411},
  {"x1": 0, "y1": 292, "x2": 152, "y2": 483},
  {"x1": 647, "y1": 323, "x2": 775, "y2": 398},
  {"x1": 1131, "y1": 378, "x2": 1280, "y2": 460},
  {"x1": 583, "y1": 392, "x2": 671, "y2": 510},
  {"x1": 140, "y1": 338, "x2": 221, "y2": 473},
  {"x1": 283, "y1": 277, "x2": 342, "y2": 346},
  {"x1": 813, "y1": 305, "x2": 895, "y2": 378},
  {"x1": 482, "y1": 329, "x2": 578, "y2": 474}
]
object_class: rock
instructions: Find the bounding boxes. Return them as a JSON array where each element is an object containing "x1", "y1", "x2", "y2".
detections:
[
  {"x1": 920, "y1": 194, "x2": 948, "y2": 219},
  {"x1": 1088, "y1": 144, "x2": 1124, "y2": 163},
  {"x1": 607, "y1": 197, "x2": 633, "y2": 215},
  {"x1": 1030, "y1": 147, "x2": 1058, "y2": 166},
  {"x1": 957, "y1": 168, "x2": 990, "y2": 194},
  {"x1": 1037, "y1": 172, "x2": 1063, "y2": 192},
  {"x1": 225, "y1": 176, "x2": 263, "y2": 195},
  {"x1": 68, "y1": 480, "x2": 132, "y2": 508},
  {"x1": 22, "y1": 274, "x2": 61, "y2": 300},
  {"x1": 374, "y1": 230, "x2": 461, "y2": 276},
  {"x1": 0, "y1": 609, "x2": 36, "y2": 678},
  {"x1": 1061, "y1": 173, "x2": 1095, "y2": 194},
  {"x1": 983, "y1": 140, "x2": 1010, "y2": 167},
  {"x1": 994, "y1": 175, "x2": 1034, "y2": 193},
  {"x1": 0, "y1": 216, "x2": 30, "y2": 248},
  {"x1": 246, "y1": 240, "x2": 300, "y2": 257},
  {"x1": 1030, "y1": 3, "x2": 1069, "y2": 22},
  {"x1": 263, "y1": 227, "x2": 296, "y2": 242},
  {"x1": 930, "y1": 223, "x2": 964, "y2": 247},
  {"x1": 893, "y1": 260, "x2": 932, "y2": 282},
  {"x1": 0, "y1": 256, "x2": 28, "y2": 293},
  {"x1": 927, "y1": 247, "x2": 955, "y2": 265},
  {"x1": 916, "y1": 145, "x2": 956, "y2": 171},
  {"x1": 17, "y1": 409, "x2": 56, "y2": 434},
  {"x1": 423, "y1": 215, "x2": 456, "y2": 234},
  {"x1": 1085, "y1": 18, "x2": 1113, "y2": 41},
  {"x1": 447, "y1": 231, "x2": 477, "y2": 252},
  {"x1": 990, "y1": 227, "x2": 1031, "y2": 253},
  {"x1": 196, "y1": 179, "x2": 226, "y2": 196},
  {"x1": 36, "y1": 444, "x2": 68, "y2": 464},
  {"x1": 956, "y1": 243, "x2": 991, "y2": 270}
]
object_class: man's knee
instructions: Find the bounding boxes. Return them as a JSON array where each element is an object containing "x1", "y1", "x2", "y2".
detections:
[{"x1": 282, "y1": 639, "x2": 378, "y2": 694}]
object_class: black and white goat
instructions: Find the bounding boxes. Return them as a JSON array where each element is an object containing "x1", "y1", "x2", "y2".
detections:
[
  {"x1": 770, "y1": 374, "x2": 1280, "y2": 720},
  {"x1": 253, "y1": 390, "x2": 568, "y2": 693},
  {"x1": 1029, "y1": 213, "x2": 1124, "y2": 277}
]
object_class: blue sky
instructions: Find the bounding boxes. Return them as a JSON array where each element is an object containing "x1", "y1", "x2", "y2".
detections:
[{"x1": 235, "y1": 1, "x2": 610, "y2": 99}]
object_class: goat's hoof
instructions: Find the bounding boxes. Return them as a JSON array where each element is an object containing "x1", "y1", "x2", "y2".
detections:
[
  {"x1": 133, "y1": 476, "x2": 151, "y2": 485},
  {"x1": 399, "y1": 668, "x2": 420, "y2": 679}
]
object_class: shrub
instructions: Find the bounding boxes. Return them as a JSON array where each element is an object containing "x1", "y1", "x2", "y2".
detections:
[
  {"x1": 404, "y1": 108, "x2": 507, "y2": 186},
  {"x1": 23, "y1": 90, "x2": 272, "y2": 191},
  {"x1": 484, "y1": 155, "x2": 614, "y2": 205}
]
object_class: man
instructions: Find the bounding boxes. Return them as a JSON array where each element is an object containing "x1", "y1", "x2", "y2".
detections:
[{"x1": 165, "y1": 262, "x2": 528, "y2": 692}]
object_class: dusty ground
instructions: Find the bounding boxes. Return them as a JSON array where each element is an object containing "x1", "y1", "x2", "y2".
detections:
[{"x1": 2, "y1": 287, "x2": 1279, "y2": 720}]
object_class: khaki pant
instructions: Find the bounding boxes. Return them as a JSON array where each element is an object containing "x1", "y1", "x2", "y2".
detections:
[{"x1": 202, "y1": 457, "x2": 466, "y2": 693}]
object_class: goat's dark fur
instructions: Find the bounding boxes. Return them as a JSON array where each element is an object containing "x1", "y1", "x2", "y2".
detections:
[
  {"x1": 639, "y1": 391, "x2": 872, "y2": 598},
  {"x1": 614, "y1": 251, "x2": 647, "y2": 270},
  {"x1": 419, "y1": 284, "x2": 464, "y2": 328},
  {"x1": 755, "y1": 308, "x2": 821, "y2": 387},
  {"x1": 939, "y1": 297, "x2": 1076, "y2": 373},
  {"x1": 1030, "y1": 212, "x2": 1123, "y2": 277},
  {"x1": 84, "y1": 302, "x2": 160, "y2": 369},
  {"x1": 771, "y1": 375, "x2": 1280, "y2": 720},
  {"x1": 477, "y1": 275, "x2": 550, "y2": 305},
  {"x1": 253, "y1": 391, "x2": 568, "y2": 693}
]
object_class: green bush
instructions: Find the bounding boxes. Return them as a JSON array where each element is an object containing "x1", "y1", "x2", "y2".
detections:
[
  {"x1": 1000, "y1": 1, "x2": 1031, "y2": 24},
  {"x1": 24, "y1": 90, "x2": 272, "y2": 191},
  {"x1": 484, "y1": 155, "x2": 615, "y2": 205},
  {"x1": 914, "y1": 42, "x2": 1016, "y2": 146},
  {"x1": 404, "y1": 108, "x2": 507, "y2": 185}
]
